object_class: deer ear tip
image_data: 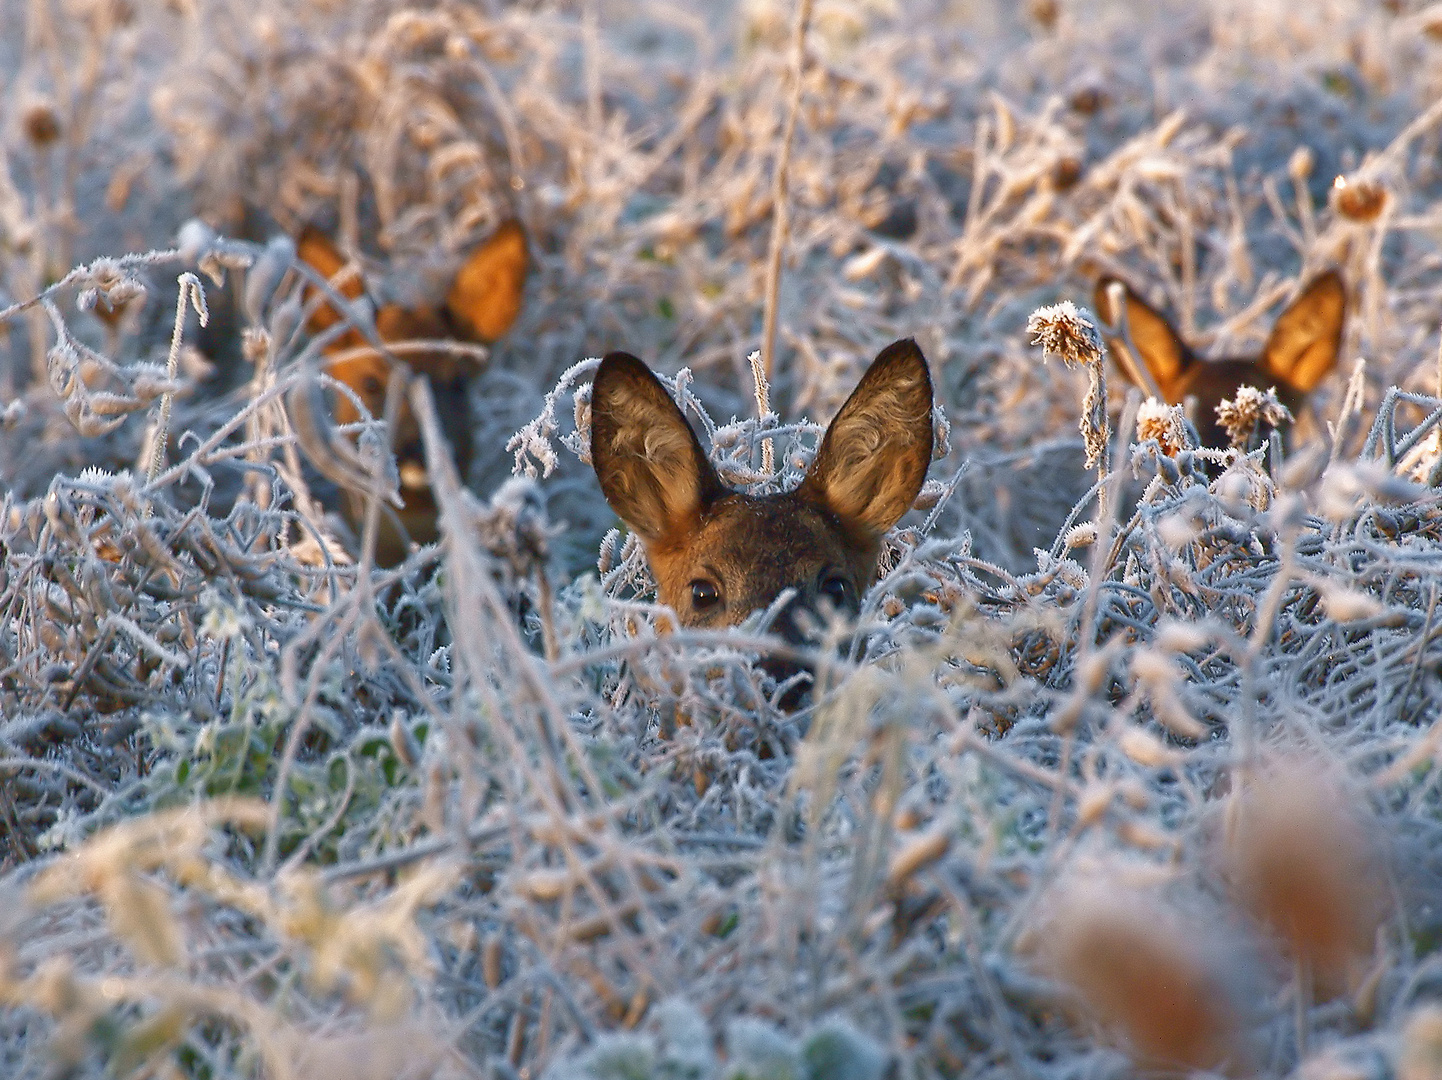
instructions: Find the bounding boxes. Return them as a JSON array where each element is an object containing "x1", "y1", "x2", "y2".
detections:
[
  {"x1": 874, "y1": 337, "x2": 930, "y2": 380},
  {"x1": 596, "y1": 351, "x2": 650, "y2": 387}
]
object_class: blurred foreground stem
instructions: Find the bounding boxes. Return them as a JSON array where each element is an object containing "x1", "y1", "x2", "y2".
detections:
[{"x1": 760, "y1": 0, "x2": 814, "y2": 384}]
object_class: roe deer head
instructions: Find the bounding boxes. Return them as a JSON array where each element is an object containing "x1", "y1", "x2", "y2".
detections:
[
  {"x1": 294, "y1": 219, "x2": 529, "y2": 564},
  {"x1": 1094, "y1": 271, "x2": 1345, "y2": 450},
  {"x1": 590, "y1": 338, "x2": 934, "y2": 677}
]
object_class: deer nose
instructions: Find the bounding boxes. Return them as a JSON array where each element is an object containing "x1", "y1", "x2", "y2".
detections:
[
  {"x1": 767, "y1": 589, "x2": 818, "y2": 647},
  {"x1": 759, "y1": 588, "x2": 852, "y2": 710}
]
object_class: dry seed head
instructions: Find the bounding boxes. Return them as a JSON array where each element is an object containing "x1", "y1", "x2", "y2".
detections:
[
  {"x1": 1214, "y1": 385, "x2": 1292, "y2": 449},
  {"x1": 1289, "y1": 146, "x2": 1315, "y2": 182},
  {"x1": 241, "y1": 327, "x2": 272, "y2": 363},
  {"x1": 1028, "y1": 0, "x2": 1059, "y2": 30},
  {"x1": 1068, "y1": 87, "x2": 1106, "y2": 116},
  {"x1": 1027, "y1": 301, "x2": 1105, "y2": 370},
  {"x1": 1030, "y1": 302, "x2": 1110, "y2": 469},
  {"x1": 1117, "y1": 725, "x2": 1183, "y2": 769},
  {"x1": 21, "y1": 96, "x2": 62, "y2": 147},
  {"x1": 1332, "y1": 175, "x2": 1388, "y2": 223},
  {"x1": 100, "y1": 871, "x2": 186, "y2": 968},
  {"x1": 1034, "y1": 875, "x2": 1242, "y2": 1072},
  {"x1": 1051, "y1": 155, "x2": 1084, "y2": 190},
  {"x1": 1136, "y1": 398, "x2": 1187, "y2": 456},
  {"x1": 1223, "y1": 757, "x2": 1387, "y2": 990}
]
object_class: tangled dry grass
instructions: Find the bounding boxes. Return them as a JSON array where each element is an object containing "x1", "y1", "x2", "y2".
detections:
[{"x1": 4, "y1": 0, "x2": 1442, "y2": 1077}]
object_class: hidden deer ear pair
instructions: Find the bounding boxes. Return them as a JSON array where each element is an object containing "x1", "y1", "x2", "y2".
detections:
[
  {"x1": 292, "y1": 220, "x2": 529, "y2": 565},
  {"x1": 590, "y1": 339, "x2": 934, "y2": 647},
  {"x1": 1094, "y1": 271, "x2": 1345, "y2": 449}
]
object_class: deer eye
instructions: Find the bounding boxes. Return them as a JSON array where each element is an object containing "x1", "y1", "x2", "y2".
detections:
[
  {"x1": 689, "y1": 579, "x2": 721, "y2": 612},
  {"x1": 819, "y1": 573, "x2": 852, "y2": 610},
  {"x1": 362, "y1": 375, "x2": 385, "y2": 398}
]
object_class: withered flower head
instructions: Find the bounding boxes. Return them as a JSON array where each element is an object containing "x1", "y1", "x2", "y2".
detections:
[
  {"x1": 1136, "y1": 399, "x2": 1188, "y2": 457},
  {"x1": 1051, "y1": 155, "x2": 1084, "y2": 191},
  {"x1": 1028, "y1": 301, "x2": 1106, "y2": 370},
  {"x1": 1028, "y1": 0, "x2": 1060, "y2": 30},
  {"x1": 1332, "y1": 175, "x2": 1388, "y2": 224},
  {"x1": 21, "y1": 97, "x2": 62, "y2": 147},
  {"x1": 1214, "y1": 385, "x2": 1293, "y2": 449}
]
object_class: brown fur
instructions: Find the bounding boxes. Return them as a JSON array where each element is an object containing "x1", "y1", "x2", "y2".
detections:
[
  {"x1": 590, "y1": 339, "x2": 933, "y2": 644},
  {"x1": 1094, "y1": 271, "x2": 1345, "y2": 449},
  {"x1": 295, "y1": 220, "x2": 530, "y2": 564}
]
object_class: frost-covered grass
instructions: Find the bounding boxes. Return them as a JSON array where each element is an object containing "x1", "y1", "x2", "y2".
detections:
[{"x1": 4, "y1": 1, "x2": 1442, "y2": 1078}]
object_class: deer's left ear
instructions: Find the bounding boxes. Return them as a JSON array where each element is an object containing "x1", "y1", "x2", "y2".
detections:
[
  {"x1": 296, "y1": 228, "x2": 366, "y2": 335},
  {"x1": 798, "y1": 338, "x2": 933, "y2": 539}
]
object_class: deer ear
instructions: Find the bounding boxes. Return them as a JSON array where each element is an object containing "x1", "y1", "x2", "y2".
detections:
[
  {"x1": 798, "y1": 338, "x2": 933, "y2": 539},
  {"x1": 1094, "y1": 277, "x2": 1194, "y2": 401},
  {"x1": 591, "y1": 352, "x2": 724, "y2": 543},
  {"x1": 296, "y1": 228, "x2": 366, "y2": 334},
  {"x1": 1262, "y1": 270, "x2": 1345, "y2": 393},
  {"x1": 445, "y1": 219, "x2": 529, "y2": 342}
]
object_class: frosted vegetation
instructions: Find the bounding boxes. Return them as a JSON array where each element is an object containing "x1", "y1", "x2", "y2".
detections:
[{"x1": 3, "y1": 0, "x2": 1442, "y2": 1077}]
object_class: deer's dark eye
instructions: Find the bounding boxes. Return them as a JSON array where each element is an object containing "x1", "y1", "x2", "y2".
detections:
[
  {"x1": 689, "y1": 579, "x2": 721, "y2": 612},
  {"x1": 362, "y1": 376, "x2": 385, "y2": 398},
  {"x1": 819, "y1": 573, "x2": 852, "y2": 610}
]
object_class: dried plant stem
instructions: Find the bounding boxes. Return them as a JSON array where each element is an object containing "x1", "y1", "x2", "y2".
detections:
[
  {"x1": 143, "y1": 274, "x2": 203, "y2": 515},
  {"x1": 536, "y1": 565, "x2": 560, "y2": 662},
  {"x1": 0, "y1": 247, "x2": 183, "y2": 326},
  {"x1": 1089, "y1": 357, "x2": 1111, "y2": 520},
  {"x1": 749, "y1": 348, "x2": 775, "y2": 475},
  {"x1": 1103, "y1": 280, "x2": 1164, "y2": 401},
  {"x1": 760, "y1": 0, "x2": 814, "y2": 383},
  {"x1": 1434, "y1": 330, "x2": 1442, "y2": 467},
  {"x1": 582, "y1": 0, "x2": 603, "y2": 160}
]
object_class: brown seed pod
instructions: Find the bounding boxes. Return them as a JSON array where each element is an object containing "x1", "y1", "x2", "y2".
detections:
[
  {"x1": 1051, "y1": 156, "x2": 1084, "y2": 192},
  {"x1": 1068, "y1": 87, "x2": 1108, "y2": 116},
  {"x1": 1332, "y1": 176, "x2": 1388, "y2": 223},
  {"x1": 1032, "y1": 874, "x2": 1245, "y2": 1072},
  {"x1": 21, "y1": 98, "x2": 62, "y2": 147},
  {"x1": 1222, "y1": 756, "x2": 1387, "y2": 993},
  {"x1": 1028, "y1": 0, "x2": 1060, "y2": 30}
]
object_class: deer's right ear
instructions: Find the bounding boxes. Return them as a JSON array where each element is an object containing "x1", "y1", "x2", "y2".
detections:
[
  {"x1": 798, "y1": 338, "x2": 933, "y2": 540},
  {"x1": 1262, "y1": 269, "x2": 1345, "y2": 393},
  {"x1": 296, "y1": 228, "x2": 365, "y2": 334},
  {"x1": 1094, "y1": 277, "x2": 1193, "y2": 401},
  {"x1": 591, "y1": 352, "x2": 723, "y2": 544}
]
